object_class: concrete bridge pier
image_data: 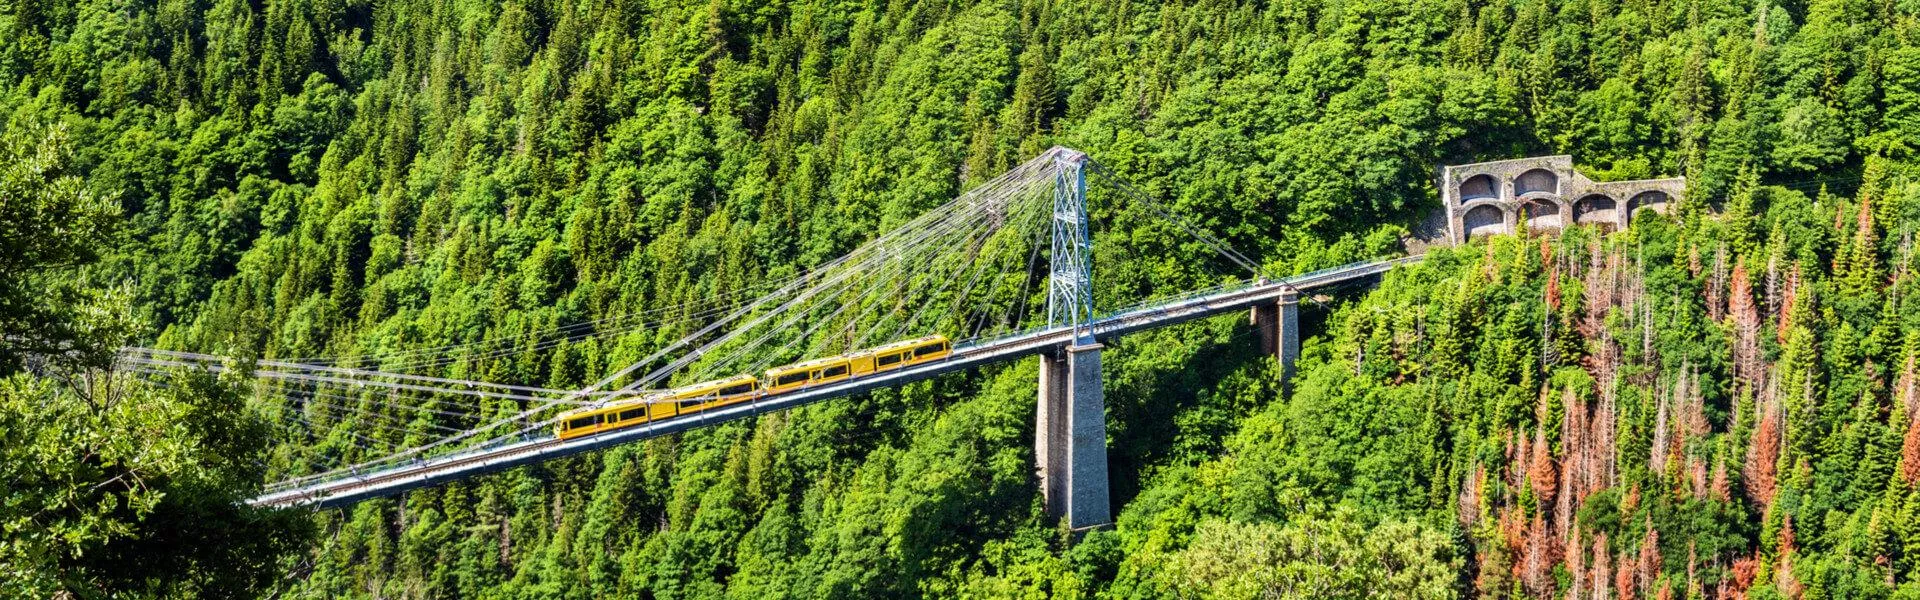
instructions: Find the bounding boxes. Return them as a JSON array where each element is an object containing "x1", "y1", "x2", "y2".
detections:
[
  {"x1": 1251, "y1": 290, "x2": 1301, "y2": 385},
  {"x1": 1035, "y1": 342, "x2": 1111, "y2": 530}
]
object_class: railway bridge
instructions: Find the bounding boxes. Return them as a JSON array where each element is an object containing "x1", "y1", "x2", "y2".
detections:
[{"x1": 130, "y1": 148, "x2": 1421, "y2": 530}]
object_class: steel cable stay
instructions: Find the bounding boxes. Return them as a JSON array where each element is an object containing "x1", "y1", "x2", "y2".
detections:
[
  {"x1": 694, "y1": 233, "x2": 955, "y2": 383},
  {"x1": 120, "y1": 356, "x2": 603, "y2": 406},
  {"x1": 738, "y1": 212, "x2": 1004, "y2": 380},
  {"x1": 1086, "y1": 163, "x2": 1267, "y2": 279},
  {"x1": 679, "y1": 238, "x2": 946, "y2": 385},
  {"x1": 939, "y1": 183, "x2": 1055, "y2": 345},
  {"x1": 131, "y1": 369, "x2": 470, "y2": 451},
  {"x1": 248, "y1": 377, "x2": 478, "y2": 434},
  {"x1": 871, "y1": 188, "x2": 1051, "y2": 351},
  {"x1": 852, "y1": 179, "x2": 1053, "y2": 350},
  {"x1": 250, "y1": 162, "x2": 1050, "y2": 382},
  {"x1": 345, "y1": 299, "x2": 757, "y2": 374},
  {"x1": 1084, "y1": 161, "x2": 1348, "y2": 313},
  {"x1": 126, "y1": 359, "x2": 522, "y2": 430},
  {"x1": 122, "y1": 347, "x2": 615, "y2": 397},
  {"x1": 247, "y1": 148, "x2": 1381, "y2": 497},
  {"x1": 607, "y1": 177, "x2": 1039, "y2": 396},
  {"x1": 272, "y1": 159, "x2": 1071, "y2": 484},
  {"x1": 460, "y1": 163, "x2": 1065, "y2": 450},
  {"x1": 705, "y1": 194, "x2": 1030, "y2": 383},
  {"x1": 558, "y1": 169, "x2": 1032, "y2": 400},
  {"x1": 810, "y1": 177, "x2": 1052, "y2": 363},
  {"x1": 127, "y1": 355, "x2": 604, "y2": 487},
  {"x1": 273, "y1": 265, "x2": 834, "y2": 366},
  {"x1": 960, "y1": 199, "x2": 1052, "y2": 341},
  {"x1": 556, "y1": 156, "x2": 1044, "y2": 403},
  {"x1": 880, "y1": 186, "x2": 1056, "y2": 349}
]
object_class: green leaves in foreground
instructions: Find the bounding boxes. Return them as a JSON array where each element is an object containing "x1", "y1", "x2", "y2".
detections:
[
  {"x1": 0, "y1": 370, "x2": 312, "y2": 598},
  {"x1": 0, "y1": 118, "x2": 311, "y2": 599}
]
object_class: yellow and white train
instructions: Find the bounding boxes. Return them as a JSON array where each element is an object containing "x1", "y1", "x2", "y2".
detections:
[{"x1": 556, "y1": 335, "x2": 952, "y2": 440}]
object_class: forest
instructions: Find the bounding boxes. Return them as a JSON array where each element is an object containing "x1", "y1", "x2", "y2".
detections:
[{"x1": 5, "y1": 0, "x2": 1920, "y2": 597}]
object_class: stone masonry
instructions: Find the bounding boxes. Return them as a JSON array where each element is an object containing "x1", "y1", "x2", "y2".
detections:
[{"x1": 1441, "y1": 155, "x2": 1685, "y2": 243}]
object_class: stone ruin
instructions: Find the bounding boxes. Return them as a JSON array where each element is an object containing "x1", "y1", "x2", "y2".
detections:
[{"x1": 1441, "y1": 155, "x2": 1685, "y2": 244}]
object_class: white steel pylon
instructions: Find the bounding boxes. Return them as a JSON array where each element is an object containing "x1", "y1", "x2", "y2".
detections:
[{"x1": 1046, "y1": 148, "x2": 1094, "y2": 343}]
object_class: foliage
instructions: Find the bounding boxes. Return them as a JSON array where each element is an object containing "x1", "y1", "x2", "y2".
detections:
[
  {"x1": 0, "y1": 110, "x2": 311, "y2": 598},
  {"x1": 6, "y1": 0, "x2": 1920, "y2": 596},
  {"x1": 0, "y1": 123, "x2": 119, "y2": 373}
]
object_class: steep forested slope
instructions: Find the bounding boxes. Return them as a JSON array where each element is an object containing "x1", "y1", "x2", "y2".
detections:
[{"x1": 6, "y1": 0, "x2": 1920, "y2": 596}]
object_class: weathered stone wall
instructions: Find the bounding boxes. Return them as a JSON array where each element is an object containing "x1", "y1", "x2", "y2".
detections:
[{"x1": 1440, "y1": 155, "x2": 1685, "y2": 244}]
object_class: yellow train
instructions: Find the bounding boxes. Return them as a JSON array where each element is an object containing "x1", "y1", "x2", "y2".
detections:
[{"x1": 556, "y1": 335, "x2": 952, "y2": 440}]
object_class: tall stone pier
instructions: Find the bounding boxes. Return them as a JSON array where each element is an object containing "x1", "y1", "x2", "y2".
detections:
[
  {"x1": 1251, "y1": 289, "x2": 1301, "y2": 385},
  {"x1": 1035, "y1": 342, "x2": 1111, "y2": 530}
]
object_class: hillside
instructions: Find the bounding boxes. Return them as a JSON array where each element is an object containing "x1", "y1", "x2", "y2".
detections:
[{"x1": 5, "y1": 0, "x2": 1920, "y2": 596}]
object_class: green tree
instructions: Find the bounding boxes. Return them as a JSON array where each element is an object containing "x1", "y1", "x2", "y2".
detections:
[{"x1": 0, "y1": 121, "x2": 311, "y2": 598}]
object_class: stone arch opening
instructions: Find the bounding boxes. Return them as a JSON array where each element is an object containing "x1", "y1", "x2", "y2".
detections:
[
  {"x1": 1523, "y1": 199, "x2": 1563, "y2": 231},
  {"x1": 1515, "y1": 168, "x2": 1559, "y2": 196},
  {"x1": 1463, "y1": 204, "x2": 1508, "y2": 238},
  {"x1": 1629, "y1": 191, "x2": 1672, "y2": 217},
  {"x1": 1459, "y1": 174, "x2": 1497, "y2": 202},
  {"x1": 1573, "y1": 194, "x2": 1618, "y2": 227}
]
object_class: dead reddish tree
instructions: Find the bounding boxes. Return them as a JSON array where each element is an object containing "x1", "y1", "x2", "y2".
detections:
[
  {"x1": 1731, "y1": 264, "x2": 1765, "y2": 397},
  {"x1": 1745, "y1": 384, "x2": 1782, "y2": 508},
  {"x1": 1639, "y1": 521, "x2": 1663, "y2": 599}
]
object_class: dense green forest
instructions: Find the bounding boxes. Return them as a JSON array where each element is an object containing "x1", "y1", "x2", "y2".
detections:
[{"x1": 7, "y1": 0, "x2": 1920, "y2": 596}]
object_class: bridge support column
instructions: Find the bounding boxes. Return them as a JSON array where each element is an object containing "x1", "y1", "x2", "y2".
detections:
[
  {"x1": 1251, "y1": 290, "x2": 1301, "y2": 386},
  {"x1": 1036, "y1": 343, "x2": 1111, "y2": 530}
]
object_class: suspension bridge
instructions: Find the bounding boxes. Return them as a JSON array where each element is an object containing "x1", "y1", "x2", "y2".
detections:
[{"x1": 124, "y1": 147, "x2": 1420, "y2": 529}]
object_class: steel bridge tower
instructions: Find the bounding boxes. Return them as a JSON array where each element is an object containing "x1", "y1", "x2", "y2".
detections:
[{"x1": 1035, "y1": 148, "x2": 1110, "y2": 530}]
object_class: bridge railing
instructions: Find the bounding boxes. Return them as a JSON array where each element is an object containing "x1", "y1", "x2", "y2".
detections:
[
  {"x1": 260, "y1": 255, "x2": 1425, "y2": 497},
  {"x1": 1089, "y1": 256, "x2": 1414, "y2": 322},
  {"x1": 1094, "y1": 278, "x2": 1255, "y2": 322}
]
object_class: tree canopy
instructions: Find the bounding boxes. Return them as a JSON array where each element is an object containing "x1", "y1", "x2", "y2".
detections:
[{"x1": 6, "y1": 0, "x2": 1920, "y2": 596}]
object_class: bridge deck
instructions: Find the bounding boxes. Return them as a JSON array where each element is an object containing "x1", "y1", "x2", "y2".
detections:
[{"x1": 252, "y1": 256, "x2": 1419, "y2": 508}]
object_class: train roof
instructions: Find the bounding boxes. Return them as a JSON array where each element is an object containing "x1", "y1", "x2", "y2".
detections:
[
  {"x1": 868, "y1": 334, "x2": 948, "y2": 351},
  {"x1": 768, "y1": 353, "x2": 850, "y2": 373},
  {"x1": 765, "y1": 335, "x2": 949, "y2": 374}
]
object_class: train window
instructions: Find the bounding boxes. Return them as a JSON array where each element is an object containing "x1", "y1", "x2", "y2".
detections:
[
  {"x1": 776, "y1": 372, "x2": 809, "y2": 386},
  {"x1": 720, "y1": 384, "x2": 754, "y2": 396},
  {"x1": 619, "y1": 409, "x2": 644, "y2": 422},
  {"x1": 821, "y1": 365, "x2": 848, "y2": 378},
  {"x1": 568, "y1": 416, "x2": 597, "y2": 430},
  {"x1": 877, "y1": 353, "x2": 901, "y2": 366},
  {"x1": 915, "y1": 343, "x2": 944, "y2": 357}
]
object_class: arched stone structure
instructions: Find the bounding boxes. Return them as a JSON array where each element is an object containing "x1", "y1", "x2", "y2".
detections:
[
  {"x1": 1460, "y1": 174, "x2": 1497, "y2": 202},
  {"x1": 1441, "y1": 156, "x2": 1684, "y2": 243},
  {"x1": 1629, "y1": 190, "x2": 1672, "y2": 217},
  {"x1": 1573, "y1": 194, "x2": 1619, "y2": 231},
  {"x1": 1463, "y1": 204, "x2": 1508, "y2": 238},
  {"x1": 1523, "y1": 199, "x2": 1564, "y2": 231},
  {"x1": 1516, "y1": 168, "x2": 1559, "y2": 196}
]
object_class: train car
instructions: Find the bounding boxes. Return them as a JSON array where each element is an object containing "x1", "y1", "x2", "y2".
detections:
[
  {"x1": 764, "y1": 355, "x2": 852, "y2": 394},
  {"x1": 556, "y1": 374, "x2": 760, "y2": 440},
  {"x1": 763, "y1": 335, "x2": 951, "y2": 394},
  {"x1": 857, "y1": 334, "x2": 952, "y2": 375},
  {"x1": 555, "y1": 399, "x2": 647, "y2": 440},
  {"x1": 660, "y1": 374, "x2": 760, "y2": 416},
  {"x1": 556, "y1": 335, "x2": 952, "y2": 440}
]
